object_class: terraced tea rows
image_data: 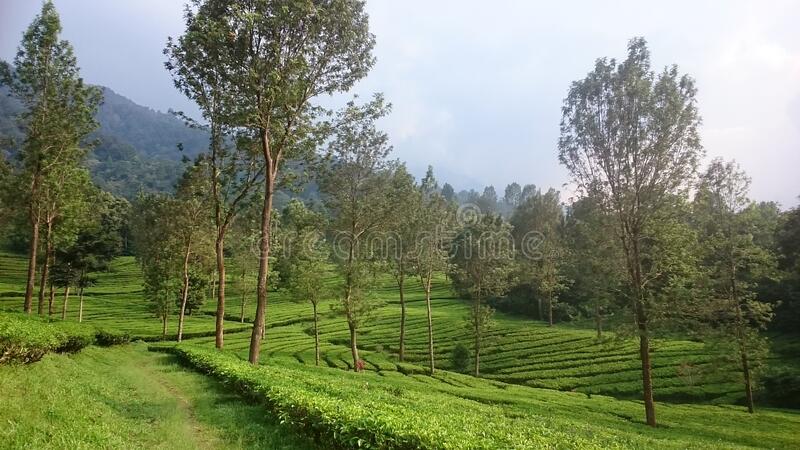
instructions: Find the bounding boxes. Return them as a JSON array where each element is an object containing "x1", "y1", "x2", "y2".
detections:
[
  {"x1": 0, "y1": 253, "x2": 249, "y2": 339},
  {"x1": 0, "y1": 251, "x2": 753, "y2": 403},
  {"x1": 2, "y1": 251, "x2": 799, "y2": 448}
]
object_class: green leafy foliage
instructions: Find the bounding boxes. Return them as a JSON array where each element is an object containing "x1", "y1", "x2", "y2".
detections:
[
  {"x1": 0, "y1": 312, "x2": 94, "y2": 364},
  {"x1": 450, "y1": 343, "x2": 470, "y2": 373},
  {"x1": 166, "y1": 344, "x2": 800, "y2": 449}
]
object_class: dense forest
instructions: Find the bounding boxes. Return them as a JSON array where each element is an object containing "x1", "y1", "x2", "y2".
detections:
[
  {"x1": 0, "y1": 84, "x2": 207, "y2": 197},
  {"x1": 1, "y1": 1, "x2": 799, "y2": 448}
]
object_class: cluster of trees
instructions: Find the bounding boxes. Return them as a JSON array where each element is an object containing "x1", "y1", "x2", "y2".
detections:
[
  {"x1": 4, "y1": 0, "x2": 800, "y2": 432},
  {"x1": 0, "y1": 2, "x2": 127, "y2": 322}
]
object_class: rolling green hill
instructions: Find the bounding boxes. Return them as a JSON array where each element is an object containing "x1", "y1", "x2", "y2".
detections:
[{"x1": 1, "y1": 251, "x2": 799, "y2": 448}]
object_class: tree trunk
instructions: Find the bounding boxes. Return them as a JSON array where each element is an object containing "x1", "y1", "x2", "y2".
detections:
[
  {"x1": 398, "y1": 266, "x2": 406, "y2": 362},
  {"x1": 740, "y1": 341, "x2": 755, "y2": 413},
  {"x1": 313, "y1": 302, "x2": 320, "y2": 366},
  {"x1": 48, "y1": 281, "x2": 55, "y2": 316},
  {"x1": 260, "y1": 311, "x2": 266, "y2": 340},
  {"x1": 240, "y1": 275, "x2": 247, "y2": 323},
  {"x1": 177, "y1": 242, "x2": 191, "y2": 343},
  {"x1": 215, "y1": 234, "x2": 226, "y2": 349},
  {"x1": 628, "y1": 223, "x2": 656, "y2": 427},
  {"x1": 595, "y1": 303, "x2": 602, "y2": 338},
  {"x1": 23, "y1": 179, "x2": 40, "y2": 314},
  {"x1": 548, "y1": 293, "x2": 554, "y2": 326},
  {"x1": 248, "y1": 155, "x2": 275, "y2": 365},
  {"x1": 474, "y1": 298, "x2": 481, "y2": 377},
  {"x1": 162, "y1": 315, "x2": 168, "y2": 338},
  {"x1": 633, "y1": 282, "x2": 656, "y2": 426},
  {"x1": 637, "y1": 323, "x2": 656, "y2": 426},
  {"x1": 78, "y1": 287, "x2": 85, "y2": 323},
  {"x1": 731, "y1": 264, "x2": 755, "y2": 413},
  {"x1": 349, "y1": 320, "x2": 360, "y2": 372},
  {"x1": 425, "y1": 276, "x2": 435, "y2": 375},
  {"x1": 61, "y1": 285, "x2": 70, "y2": 320},
  {"x1": 37, "y1": 221, "x2": 53, "y2": 315},
  {"x1": 537, "y1": 296, "x2": 543, "y2": 321}
]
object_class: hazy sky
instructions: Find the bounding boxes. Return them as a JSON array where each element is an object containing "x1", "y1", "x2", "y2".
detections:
[{"x1": 2, "y1": 0, "x2": 799, "y2": 207}]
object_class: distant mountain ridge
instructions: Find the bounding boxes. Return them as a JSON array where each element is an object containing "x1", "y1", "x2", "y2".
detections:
[
  {"x1": 0, "y1": 84, "x2": 208, "y2": 198},
  {"x1": 94, "y1": 87, "x2": 208, "y2": 161}
]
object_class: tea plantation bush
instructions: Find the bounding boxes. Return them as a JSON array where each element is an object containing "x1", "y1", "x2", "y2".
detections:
[
  {"x1": 0, "y1": 312, "x2": 95, "y2": 364},
  {"x1": 95, "y1": 330, "x2": 132, "y2": 346},
  {"x1": 166, "y1": 345, "x2": 629, "y2": 449}
]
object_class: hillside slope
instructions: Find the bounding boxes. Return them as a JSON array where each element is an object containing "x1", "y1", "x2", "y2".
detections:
[
  {"x1": 0, "y1": 84, "x2": 207, "y2": 198},
  {"x1": 1, "y1": 252, "x2": 799, "y2": 448},
  {"x1": 0, "y1": 251, "x2": 783, "y2": 404}
]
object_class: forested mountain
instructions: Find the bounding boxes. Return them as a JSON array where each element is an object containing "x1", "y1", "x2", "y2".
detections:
[
  {"x1": 93, "y1": 87, "x2": 207, "y2": 160},
  {"x1": 0, "y1": 84, "x2": 207, "y2": 198}
]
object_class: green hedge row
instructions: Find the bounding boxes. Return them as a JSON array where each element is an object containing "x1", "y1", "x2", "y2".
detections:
[
  {"x1": 0, "y1": 313, "x2": 96, "y2": 364},
  {"x1": 164, "y1": 345, "x2": 617, "y2": 449}
]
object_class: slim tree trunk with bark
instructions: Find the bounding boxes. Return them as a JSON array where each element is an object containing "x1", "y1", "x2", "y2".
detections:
[
  {"x1": 732, "y1": 264, "x2": 755, "y2": 414},
  {"x1": 48, "y1": 280, "x2": 55, "y2": 316},
  {"x1": 349, "y1": 320, "x2": 360, "y2": 372},
  {"x1": 398, "y1": 263, "x2": 406, "y2": 362},
  {"x1": 313, "y1": 302, "x2": 320, "y2": 366},
  {"x1": 248, "y1": 156, "x2": 275, "y2": 365},
  {"x1": 740, "y1": 338, "x2": 755, "y2": 413},
  {"x1": 240, "y1": 274, "x2": 247, "y2": 323},
  {"x1": 177, "y1": 242, "x2": 191, "y2": 343},
  {"x1": 474, "y1": 296, "x2": 481, "y2": 377},
  {"x1": 537, "y1": 296, "x2": 543, "y2": 321},
  {"x1": 23, "y1": 178, "x2": 40, "y2": 314},
  {"x1": 595, "y1": 303, "x2": 602, "y2": 338},
  {"x1": 61, "y1": 285, "x2": 70, "y2": 319},
  {"x1": 548, "y1": 293, "x2": 554, "y2": 326},
  {"x1": 425, "y1": 275, "x2": 435, "y2": 375},
  {"x1": 78, "y1": 287, "x2": 84, "y2": 323},
  {"x1": 260, "y1": 312, "x2": 266, "y2": 340},
  {"x1": 215, "y1": 235, "x2": 226, "y2": 348},
  {"x1": 37, "y1": 221, "x2": 53, "y2": 315},
  {"x1": 162, "y1": 315, "x2": 168, "y2": 338},
  {"x1": 631, "y1": 233, "x2": 656, "y2": 427}
]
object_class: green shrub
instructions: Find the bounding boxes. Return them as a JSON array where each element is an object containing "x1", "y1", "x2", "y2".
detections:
[
  {"x1": 760, "y1": 367, "x2": 800, "y2": 408},
  {"x1": 451, "y1": 343, "x2": 470, "y2": 373},
  {"x1": 166, "y1": 345, "x2": 614, "y2": 449},
  {"x1": 95, "y1": 330, "x2": 131, "y2": 346},
  {"x1": 0, "y1": 313, "x2": 95, "y2": 364}
]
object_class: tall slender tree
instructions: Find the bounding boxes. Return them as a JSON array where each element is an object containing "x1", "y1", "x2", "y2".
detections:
[
  {"x1": 175, "y1": 0, "x2": 376, "y2": 365},
  {"x1": 558, "y1": 38, "x2": 703, "y2": 426},
  {"x1": 320, "y1": 96, "x2": 396, "y2": 372},
  {"x1": 564, "y1": 196, "x2": 625, "y2": 338},
  {"x1": 385, "y1": 165, "x2": 418, "y2": 362},
  {"x1": 282, "y1": 202, "x2": 330, "y2": 366},
  {"x1": 1, "y1": 1, "x2": 101, "y2": 314},
  {"x1": 35, "y1": 164, "x2": 93, "y2": 316},
  {"x1": 131, "y1": 193, "x2": 179, "y2": 337},
  {"x1": 450, "y1": 214, "x2": 516, "y2": 376},
  {"x1": 174, "y1": 163, "x2": 213, "y2": 343},
  {"x1": 510, "y1": 187, "x2": 567, "y2": 322},
  {"x1": 165, "y1": 7, "x2": 263, "y2": 349},
  {"x1": 693, "y1": 159, "x2": 775, "y2": 413},
  {"x1": 413, "y1": 167, "x2": 454, "y2": 374}
]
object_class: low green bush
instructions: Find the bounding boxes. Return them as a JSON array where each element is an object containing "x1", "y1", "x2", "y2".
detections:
[
  {"x1": 451, "y1": 343, "x2": 470, "y2": 373},
  {"x1": 0, "y1": 312, "x2": 95, "y2": 364},
  {"x1": 760, "y1": 367, "x2": 800, "y2": 408},
  {"x1": 166, "y1": 345, "x2": 619, "y2": 449},
  {"x1": 95, "y1": 330, "x2": 131, "y2": 346}
]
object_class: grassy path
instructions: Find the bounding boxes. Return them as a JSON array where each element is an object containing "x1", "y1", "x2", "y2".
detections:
[{"x1": 0, "y1": 344, "x2": 316, "y2": 449}]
